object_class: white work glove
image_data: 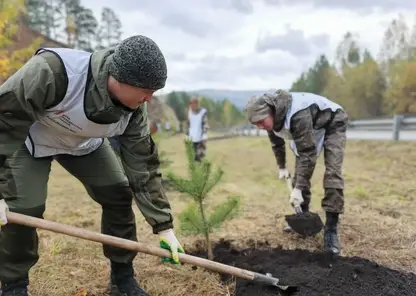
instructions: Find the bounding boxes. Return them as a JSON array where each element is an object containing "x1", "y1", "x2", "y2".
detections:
[
  {"x1": 289, "y1": 188, "x2": 304, "y2": 214},
  {"x1": 278, "y1": 168, "x2": 290, "y2": 180},
  {"x1": 0, "y1": 199, "x2": 9, "y2": 227},
  {"x1": 159, "y1": 229, "x2": 185, "y2": 264}
]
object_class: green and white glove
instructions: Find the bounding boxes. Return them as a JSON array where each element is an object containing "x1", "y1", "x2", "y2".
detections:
[
  {"x1": 0, "y1": 199, "x2": 9, "y2": 228},
  {"x1": 159, "y1": 229, "x2": 185, "y2": 264}
]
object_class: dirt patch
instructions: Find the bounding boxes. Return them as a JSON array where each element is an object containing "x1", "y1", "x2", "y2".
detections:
[
  {"x1": 285, "y1": 212, "x2": 323, "y2": 236},
  {"x1": 377, "y1": 208, "x2": 401, "y2": 219},
  {"x1": 189, "y1": 239, "x2": 416, "y2": 296}
]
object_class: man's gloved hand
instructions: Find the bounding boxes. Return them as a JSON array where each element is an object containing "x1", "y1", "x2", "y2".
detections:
[
  {"x1": 289, "y1": 188, "x2": 303, "y2": 214},
  {"x1": 159, "y1": 229, "x2": 185, "y2": 264},
  {"x1": 278, "y1": 168, "x2": 290, "y2": 180},
  {"x1": 0, "y1": 199, "x2": 9, "y2": 228}
]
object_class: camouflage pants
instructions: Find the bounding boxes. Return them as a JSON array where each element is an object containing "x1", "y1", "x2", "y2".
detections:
[
  {"x1": 0, "y1": 140, "x2": 138, "y2": 283},
  {"x1": 293, "y1": 110, "x2": 348, "y2": 214},
  {"x1": 193, "y1": 141, "x2": 206, "y2": 162}
]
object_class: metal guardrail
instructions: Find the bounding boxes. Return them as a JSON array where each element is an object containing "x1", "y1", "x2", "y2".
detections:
[{"x1": 228, "y1": 115, "x2": 416, "y2": 141}]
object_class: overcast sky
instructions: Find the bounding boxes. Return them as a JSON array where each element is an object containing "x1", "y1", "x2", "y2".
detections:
[{"x1": 81, "y1": 0, "x2": 415, "y2": 94}]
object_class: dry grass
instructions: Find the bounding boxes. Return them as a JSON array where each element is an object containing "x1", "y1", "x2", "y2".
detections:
[{"x1": 28, "y1": 135, "x2": 416, "y2": 295}]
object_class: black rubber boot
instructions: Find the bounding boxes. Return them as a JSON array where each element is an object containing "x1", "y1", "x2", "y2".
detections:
[
  {"x1": 108, "y1": 262, "x2": 149, "y2": 296},
  {"x1": 324, "y1": 212, "x2": 340, "y2": 255},
  {"x1": 283, "y1": 204, "x2": 309, "y2": 233},
  {"x1": 0, "y1": 278, "x2": 29, "y2": 296}
]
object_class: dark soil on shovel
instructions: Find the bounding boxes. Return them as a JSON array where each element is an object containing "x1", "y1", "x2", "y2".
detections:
[
  {"x1": 285, "y1": 212, "x2": 323, "y2": 236},
  {"x1": 189, "y1": 239, "x2": 416, "y2": 296}
]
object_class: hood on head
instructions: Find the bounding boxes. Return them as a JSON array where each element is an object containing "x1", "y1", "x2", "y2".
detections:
[
  {"x1": 245, "y1": 89, "x2": 292, "y2": 131},
  {"x1": 265, "y1": 89, "x2": 292, "y2": 131},
  {"x1": 245, "y1": 94, "x2": 271, "y2": 123}
]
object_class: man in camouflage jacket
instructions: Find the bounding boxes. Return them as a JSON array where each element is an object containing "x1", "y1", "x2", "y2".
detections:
[
  {"x1": 0, "y1": 35, "x2": 183, "y2": 296},
  {"x1": 245, "y1": 90, "x2": 349, "y2": 256}
]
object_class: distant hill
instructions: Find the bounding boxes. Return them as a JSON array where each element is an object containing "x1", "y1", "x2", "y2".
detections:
[{"x1": 188, "y1": 89, "x2": 278, "y2": 109}]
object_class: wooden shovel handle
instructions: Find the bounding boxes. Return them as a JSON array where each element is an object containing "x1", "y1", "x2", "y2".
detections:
[{"x1": 6, "y1": 212, "x2": 255, "y2": 281}]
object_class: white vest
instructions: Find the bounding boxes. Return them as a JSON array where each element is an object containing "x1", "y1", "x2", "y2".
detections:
[
  {"x1": 273, "y1": 92, "x2": 343, "y2": 157},
  {"x1": 25, "y1": 47, "x2": 133, "y2": 158},
  {"x1": 188, "y1": 108, "x2": 207, "y2": 142}
]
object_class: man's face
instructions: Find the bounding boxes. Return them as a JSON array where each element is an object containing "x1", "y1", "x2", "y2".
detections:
[
  {"x1": 109, "y1": 77, "x2": 155, "y2": 109},
  {"x1": 253, "y1": 114, "x2": 274, "y2": 130},
  {"x1": 190, "y1": 100, "x2": 198, "y2": 111}
]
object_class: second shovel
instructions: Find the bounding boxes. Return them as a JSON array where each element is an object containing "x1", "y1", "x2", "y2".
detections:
[{"x1": 283, "y1": 174, "x2": 323, "y2": 237}]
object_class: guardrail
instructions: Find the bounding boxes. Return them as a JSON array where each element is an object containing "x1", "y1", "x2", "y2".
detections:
[{"x1": 229, "y1": 114, "x2": 416, "y2": 141}]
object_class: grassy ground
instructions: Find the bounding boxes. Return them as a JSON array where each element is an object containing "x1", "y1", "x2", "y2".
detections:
[{"x1": 28, "y1": 134, "x2": 416, "y2": 296}]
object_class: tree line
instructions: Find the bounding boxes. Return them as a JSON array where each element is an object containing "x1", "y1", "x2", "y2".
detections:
[
  {"x1": 166, "y1": 91, "x2": 246, "y2": 130},
  {"x1": 25, "y1": 0, "x2": 123, "y2": 52},
  {"x1": 290, "y1": 14, "x2": 416, "y2": 119},
  {"x1": 0, "y1": 0, "x2": 43, "y2": 79}
]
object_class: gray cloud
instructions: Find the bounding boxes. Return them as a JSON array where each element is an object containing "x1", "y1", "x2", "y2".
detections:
[
  {"x1": 81, "y1": 0, "x2": 248, "y2": 40},
  {"x1": 229, "y1": 0, "x2": 254, "y2": 14},
  {"x1": 160, "y1": 12, "x2": 212, "y2": 38},
  {"x1": 256, "y1": 27, "x2": 330, "y2": 57},
  {"x1": 171, "y1": 51, "x2": 302, "y2": 88},
  {"x1": 208, "y1": 0, "x2": 254, "y2": 14},
  {"x1": 166, "y1": 51, "x2": 187, "y2": 61},
  {"x1": 309, "y1": 34, "x2": 331, "y2": 48},
  {"x1": 262, "y1": 0, "x2": 416, "y2": 11},
  {"x1": 83, "y1": 0, "x2": 255, "y2": 15}
]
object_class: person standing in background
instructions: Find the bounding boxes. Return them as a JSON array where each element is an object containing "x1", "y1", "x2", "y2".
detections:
[{"x1": 186, "y1": 96, "x2": 209, "y2": 161}]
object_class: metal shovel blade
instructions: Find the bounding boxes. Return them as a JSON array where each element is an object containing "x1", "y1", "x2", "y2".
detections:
[
  {"x1": 253, "y1": 272, "x2": 299, "y2": 294},
  {"x1": 285, "y1": 212, "x2": 323, "y2": 237}
]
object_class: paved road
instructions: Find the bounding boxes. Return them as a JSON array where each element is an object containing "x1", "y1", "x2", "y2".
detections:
[{"x1": 236, "y1": 128, "x2": 416, "y2": 141}]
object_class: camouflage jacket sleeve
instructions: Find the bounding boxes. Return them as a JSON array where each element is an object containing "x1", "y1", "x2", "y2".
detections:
[
  {"x1": 201, "y1": 110, "x2": 209, "y2": 140},
  {"x1": 266, "y1": 130, "x2": 286, "y2": 169},
  {"x1": 0, "y1": 53, "x2": 62, "y2": 200},
  {"x1": 118, "y1": 104, "x2": 173, "y2": 234},
  {"x1": 290, "y1": 109, "x2": 317, "y2": 190}
]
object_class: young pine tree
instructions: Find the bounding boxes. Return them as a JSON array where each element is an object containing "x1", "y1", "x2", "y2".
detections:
[{"x1": 166, "y1": 140, "x2": 240, "y2": 260}]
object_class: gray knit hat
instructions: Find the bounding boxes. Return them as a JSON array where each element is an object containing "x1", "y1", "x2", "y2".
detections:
[{"x1": 109, "y1": 35, "x2": 167, "y2": 90}]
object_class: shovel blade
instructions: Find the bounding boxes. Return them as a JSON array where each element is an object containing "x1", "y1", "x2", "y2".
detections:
[
  {"x1": 252, "y1": 272, "x2": 299, "y2": 294},
  {"x1": 285, "y1": 212, "x2": 323, "y2": 237}
]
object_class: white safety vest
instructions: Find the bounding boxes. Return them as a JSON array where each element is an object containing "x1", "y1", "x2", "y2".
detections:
[
  {"x1": 25, "y1": 47, "x2": 133, "y2": 158},
  {"x1": 273, "y1": 92, "x2": 343, "y2": 157},
  {"x1": 188, "y1": 108, "x2": 207, "y2": 142}
]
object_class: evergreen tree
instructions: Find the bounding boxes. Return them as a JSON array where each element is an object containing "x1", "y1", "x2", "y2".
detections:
[{"x1": 166, "y1": 140, "x2": 240, "y2": 260}]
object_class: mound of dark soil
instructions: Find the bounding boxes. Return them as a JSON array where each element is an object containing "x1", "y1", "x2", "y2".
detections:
[{"x1": 189, "y1": 239, "x2": 416, "y2": 296}]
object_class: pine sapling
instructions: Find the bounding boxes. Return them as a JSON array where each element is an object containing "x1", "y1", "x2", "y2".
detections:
[{"x1": 166, "y1": 140, "x2": 240, "y2": 260}]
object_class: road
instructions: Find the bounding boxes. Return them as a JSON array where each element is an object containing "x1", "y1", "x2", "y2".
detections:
[{"x1": 236, "y1": 128, "x2": 416, "y2": 141}]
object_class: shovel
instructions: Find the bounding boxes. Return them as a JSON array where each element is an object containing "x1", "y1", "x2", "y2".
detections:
[
  {"x1": 6, "y1": 211, "x2": 298, "y2": 294},
  {"x1": 283, "y1": 174, "x2": 324, "y2": 237}
]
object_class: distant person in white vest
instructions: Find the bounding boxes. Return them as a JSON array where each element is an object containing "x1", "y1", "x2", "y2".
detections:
[
  {"x1": 164, "y1": 121, "x2": 171, "y2": 132},
  {"x1": 245, "y1": 90, "x2": 349, "y2": 256},
  {"x1": 0, "y1": 35, "x2": 184, "y2": 296},
  {"x1": 186, "y1": 96, "x2": 209, "y2": 161}
]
